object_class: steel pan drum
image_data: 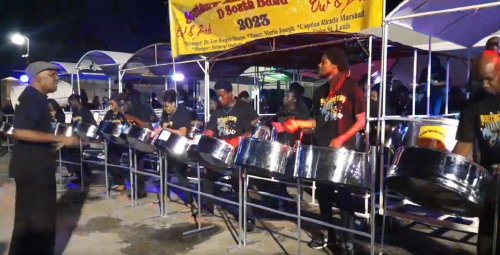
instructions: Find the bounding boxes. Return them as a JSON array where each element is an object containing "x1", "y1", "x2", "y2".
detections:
[
  {"x1": 53, "y1": 123, "x2": 74, "y2": 137},
  {"x1": 127, "y1": 125, "x2": 157, "y2": 153},
  {"x1": 403, "y1": 118, "x2": 458, "y2": 152},
  {"x1": 386, "y1": 146, "x2": 492, "y2": 217},
  {"x1": 98, "y1": 121, "x2": 129, "y2": 145},
  {"x1": 73, "y1": 121, "x2": 100, "y2": 142},
  {"x1": 192, "y1": 135, "x2": 235, "y2": 170},
  {"x1": 154, "y1": 129, "x2": 196, "y2": 165},
  {"x1": 0, "y1": 122, "x2": 14, "y2": 136},
  {"x1": 295, "y1": 145, "x2": 369, "y2": 189},
  {"x1": 234, "y1": 137, "x2": 294, "y2": 178}
]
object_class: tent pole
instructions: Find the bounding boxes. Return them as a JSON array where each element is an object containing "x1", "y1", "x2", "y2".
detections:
[
  {"x1": 204, "y1": 60, "x2": 210, "y2": 123},
  {"x1": 412, "y1": 49, "x2": 417, "y2": 116},
  {"x1": 445, "y1": 57, "x2": 450, "y2": 115},
  {"x1": 365, "y1": 36, "x2": 373, "y2": 152},
  {"x1": 426, "y1": 36, "x2": 432, "y2": 116},
  {"x1": 76, "y1": 68, "x2": 81, "y2": 95}
]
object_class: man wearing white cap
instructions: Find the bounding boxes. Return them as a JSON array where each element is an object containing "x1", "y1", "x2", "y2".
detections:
[{"x1": 8, "y1": 61, "x2": 79, "y2": 255}]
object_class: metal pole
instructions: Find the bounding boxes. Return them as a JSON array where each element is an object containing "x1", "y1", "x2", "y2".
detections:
[
  {"x1": 370, "y1": 147, "x2": 377, "y2": 255},
  {"x1": 129, "y1": 146, "x2": 134, "y2": 206},
  {"x1": 204, "y1": 60, "x2": 210, "y2": 123},
  {"x1": 412, "y1": 49, "x2": 418, "y2": 115},
  {"x1": 160, "y1": 152, "x2": 165, "y2": 217},
  {"x1": 58, "y1": 148, "x2": 63, "y2": 186},
  {"x1": 378, "y1": 21, "x2": 389, "y2": 215},
  {"x1": 243, "y1": 168, "x2": 248, "y2": 246},
  {"x1": 118, "y1": 71, "x2": 123, "y2": 93},
  {"x1": 108, "y1": 78, "x2": 112, "y2": 101},
  {"x1": 104, "y1": 142, "x2": 110, "y2": 198},
  {"x1": 77, "y1": 69, "x2": 81, "y2": 94},
  {"x1": 196, "y1": 163, "x2": 202, "y2": 229},
  {"x1": 426, "y1": 36, "x2": 432, "y2": 116},
  {"x1": 79, "y1": 139, "x2": 84, "y2": 192},
  {"x1": 445, "y1": 57, "x2": 450, "y2": 115},
  {"x1": 239, "y1": 166, "x2": 245, "y2": 246},
  {"x1": 173, "y1": 56, "x2": 177, "y2": 91},
  {"x1": 466, "y1": 47, "x2": 472, "y2": 99},
  {"x1": 365, "y1": 36, "x2": 373, "y2": 151}
]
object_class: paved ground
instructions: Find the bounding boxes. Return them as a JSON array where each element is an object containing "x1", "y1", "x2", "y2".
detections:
[{"x1": 0, "y1": 152, "x2": 478, "y2": 255}]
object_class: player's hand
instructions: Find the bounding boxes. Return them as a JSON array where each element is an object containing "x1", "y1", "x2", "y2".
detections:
[
  {"x1": 329, "y1": 136, "x2": 345, "y2": 149},
  {"x1": 57, "y1": 135, "x2": 79, "y2": 147},
  {"x1": 283, "y1": 119, "x2": 300, "y2": 133}
]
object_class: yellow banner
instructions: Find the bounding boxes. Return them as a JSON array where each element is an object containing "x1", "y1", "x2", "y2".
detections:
[{"x1": 169, "y1": 0, "x2": 383, "y2": 57}]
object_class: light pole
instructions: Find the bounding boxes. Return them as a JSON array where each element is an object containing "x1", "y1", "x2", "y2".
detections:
[{"x1": 10, "y1": 33, "x2": 30, "y2": 62}]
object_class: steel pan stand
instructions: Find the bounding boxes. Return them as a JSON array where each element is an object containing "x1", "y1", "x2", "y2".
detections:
[
  {"x1": 182, "y1": 162, "x2": 216, "y2": 236},
  {"x1": 104, "y1": 142, "x2": 110, "y2": 198},
  {"x1": 129, "y1": 146, "x2": 136, "y2": 206}
]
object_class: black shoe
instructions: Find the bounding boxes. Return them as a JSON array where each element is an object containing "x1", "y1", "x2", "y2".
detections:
[
  {"x1": 191, "y1": 207, "x2": 214, "y2": 217},
  {"x1": 246, "y1": 219, "x2": 256, "y2": 233}
]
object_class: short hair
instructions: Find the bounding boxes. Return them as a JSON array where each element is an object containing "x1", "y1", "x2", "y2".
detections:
[
  {"x1": 162, "y1": 89, "x2": 177, "y2": 103},
  {"x1": 286, "y1": 89, "x2": 300, "y2": 100},
  {"x1": 213, "y1": 80, "x2": 233, "y2": 92},
  {"x1": 68, "y1": 94, "x2": 81, "y2": 103},
  {"x1": 237, "y1": 91, "x2": 250, "y2": 99},
  {"x1": 486, "y1": 36, "x2": 500, "y2": 50},
  {"x1": 289, "y1": 82, "x2": 305, "y2": 96},
  {"x1": 112, "y1": 93, "x2": 130, "y2": 103}
]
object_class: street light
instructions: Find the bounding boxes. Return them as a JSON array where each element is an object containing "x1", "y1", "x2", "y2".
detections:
[{"x1": 10, "y1": 33, "x2": 30, "y2": 59}]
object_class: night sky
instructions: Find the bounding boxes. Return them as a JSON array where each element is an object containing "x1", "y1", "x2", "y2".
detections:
[{"x1": 0, "y1": 0, "x2": 402, "y2": 78}]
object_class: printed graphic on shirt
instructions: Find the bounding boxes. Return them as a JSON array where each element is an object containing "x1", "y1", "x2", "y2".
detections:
[
  {"x1": 320, "y1": 95, "x2": 346, "y2": 122},
  {"x1": 217, "y1": 116, "x2": 238, "y2": 137},
  {"x1": 163, "y1": 120, "x2": 173, "y2": 128},
  {"x1": 480, "y1": 112, "x2": 500, "y2": 149}
]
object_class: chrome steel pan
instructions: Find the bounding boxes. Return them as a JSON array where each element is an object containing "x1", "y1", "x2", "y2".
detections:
[
  {"x1": 234, "y1": 137, "x2": 294, "y2": 178},
  {"x1": 0, "y1": 122, "x2": 13, "y2": 136},
  {"x1": 191, "y1": 135, "x2": 234, "y2": 170},
  {"x1": 295, "y1": 145, "x2": 369, "y2": 189},
  {"x1": 53, "y1": 123, "x2": 74, "y2": 137},
  {"x1": 386, "y1": 146, "x2": 492, "y2": 217},
  {"x1": 98, "y1": 121, "x2": 129, "y2": 145},
  {"x1": 73, "y1": 121, "x2": 100, "y2": 142},
  {"x1": 154, "y1": 129, "x2": 196, "y2": 165},
  {"x1": 126, "y1": 125, "x2": 157, "y2": 153}
]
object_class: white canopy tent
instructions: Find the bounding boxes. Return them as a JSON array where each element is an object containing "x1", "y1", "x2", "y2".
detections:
[{"x1": 75, "y1": 50, "x2": 133, "y2": 98}]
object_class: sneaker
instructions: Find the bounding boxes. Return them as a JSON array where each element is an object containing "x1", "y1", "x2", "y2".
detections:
[
  {"x1": 308, "y1": 233, "x2": 329, "y2": 250},
  {"x1": 246, "y1": 219, "x2": 256, "y2": 233}
]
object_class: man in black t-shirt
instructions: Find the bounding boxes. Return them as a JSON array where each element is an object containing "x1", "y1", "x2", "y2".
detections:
[
  {"x1": 160, "y1": 89, "x2": 193, "y2": 205},
  {"x1": 102, "y1": 95, "x2": 128, "y2": 192},
  {"x1": 202, "y1": 80, "x2": 259, "y2": 231},
  {"x1": 118, "y1": 92, "x2": 159, "y2": 199},
  {"x1": 66, "y1": 94, "x2": 97, "y2": 184},
  {"x1": 284, "y1": 48, "x2": 366, "y2": 252},
  {"x1": 9, "y1": 62, "x2": 79, "y2": 255},
  {"x1": 453, "y1": 52, "x2": 500, "y2": 255}
]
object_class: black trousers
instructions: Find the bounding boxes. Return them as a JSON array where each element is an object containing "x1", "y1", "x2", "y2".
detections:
[
  {"x1": 107, "y1": 143, "x2": 126, "y2": 186},
  {"x1": 478, "y1": 179, "x2": 500, "y2": 255},
  {"x1": 165, "y1": 157, "x2": 192, "y2": 204},
  {"x1": 201, "y1": 168, "x2": 255, "y2": 221},
  {"x1": 316, "y1": 184, "x2": 355, "y2": 243},
  {"x1": 10, "y1": 181, "x2": 56, "y2": 255}
]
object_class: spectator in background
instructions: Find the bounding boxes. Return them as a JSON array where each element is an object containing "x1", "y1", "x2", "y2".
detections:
[
  {"x1": 79, "y1": 88, "x2": 90, "y2": 108},
  {"x1": 418, "y1": 56, "x2": 447, "y2": 115},
  {"x1": 237, "y1": 91, "x2": 251, "y2": 103},
  {"x1": 150, "y1": 92, "x2": 162, "y2": 109},
  {"x1": 91, "y1": 96, "x2": 101, "y2": 110},
  {"x1": 48, "y1": 99, "x2": 65, "y2": 123},
  {"x1": 289, "y1": 81, "x2": 313, "y2": 111},
  {"x1": 102, "y1": 96, "x2": 110, "y2": 109},
  {"x1": 448, "y1": 87, "x2": 467, "y2": 114}
]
